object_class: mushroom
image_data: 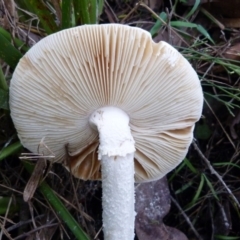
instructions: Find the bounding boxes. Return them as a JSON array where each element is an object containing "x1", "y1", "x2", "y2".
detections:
[{"x1": 9, "y1": 24, "x2": 203, "y2": 240}]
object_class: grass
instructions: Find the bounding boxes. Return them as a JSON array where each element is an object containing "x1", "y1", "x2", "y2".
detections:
[
  {"x1": 0, "y1": 1, "x2": 103, "y2": 239},
  {"x1": 23, "y1": 161, "x2": 90, "y2": 240},
  {"x1": 0, "y1": 0, "x2": 240, "y2": 239}
]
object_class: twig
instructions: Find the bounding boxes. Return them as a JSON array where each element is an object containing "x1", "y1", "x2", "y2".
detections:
[
  {"x1": 104, "y1": 0, "x2": 119, "y2": 23},
  {"x1": 208, "y1": 199, "x2": 214, "y2": 240},
  {"x1": 0, "y1": 196, "x2": 13, "y2": 240},
  {"x1": 171, "y1": 196, "x2": 203, "y2": 240},
  {"x1": 138, "y1": 2, "x2": 190, "y2": 46},
  {"x1": 193, "y1": 141, "x2": 240, "y2": 209},
  {"x1": 120, "y1": 1, "x2": 141, "y2": 24},
  {"x1": 6, "y1": 214, "x2": 45, "y2": 232},
  {"x1": 216, "y1": 201, "x2": 231, "y2": 231},
  {"x1": 13, "y1": 223, "x2": 58, "y2": 240},
  {"x1": 204, "y1": 99, "x2": 236, "y2": 150},
  {"x1": 94, "y1": 226, "x2": 103, "y2": 240},
  {"x1": 28, "y1": 202, "x2": 40, "y2": 240}
]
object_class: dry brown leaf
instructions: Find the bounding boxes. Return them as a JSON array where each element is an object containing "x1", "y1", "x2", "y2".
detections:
[
  {"x1": 184, "y1": 0, "x2": 240, "y2": 28},
  {"x1": 201, "y1": 0, "x2": 240, "y2": 28},
  {"x1": 185, "y1": 0, "x2": 240, "y2": 13},
  {"x1": 204, "y1": 0, "x2": 240, "y2": 18},
  {"x1": 220, "y1": 18, "x2": 240, "y2": 28},
  {"x1": 223, "y1": 43, "x2": 240, "y2": 62},
  {"x1": 211, "y1": 42, "x2": 240, "y2": 74},
  {"x1": 142, "y1": 0, "x2": 163, "y2": 11},
  {"x1": 23, "y1": 159, "x2": 46, "y2": 202}
]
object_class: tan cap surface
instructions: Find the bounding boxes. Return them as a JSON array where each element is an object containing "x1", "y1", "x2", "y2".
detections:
[{"x1": 10, "y1": 24, "x2": 203, "y2": 182}]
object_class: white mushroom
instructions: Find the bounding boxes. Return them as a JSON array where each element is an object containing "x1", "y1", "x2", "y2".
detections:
[{"x1": 9, "y1": 24, "x2": 203, "y2": 240}]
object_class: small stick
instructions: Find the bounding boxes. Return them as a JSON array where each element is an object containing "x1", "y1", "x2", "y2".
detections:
[
  {"x1": 216, "y1": 200, "x2": 231, "y2": 231},
  {"x1": 0, "y1": 196, "x2": 13, "y2": 239},
  {"x1": 193, "y1": 141, "x2": 240, "y2": 209},
  {"x1": 208, "y1": 199, "x2": 215, "y2": 240},
  {"x1": 171, "y1": 195, "x2": 203, "y2": 240}
]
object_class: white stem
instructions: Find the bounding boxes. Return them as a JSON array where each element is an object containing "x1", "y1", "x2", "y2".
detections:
[
  {"x1": 101, "y1": 153, "x2": 135, "y2": 240},
  {"x1": 89, "y1": 107, "x2": 136, "y2": 240}
]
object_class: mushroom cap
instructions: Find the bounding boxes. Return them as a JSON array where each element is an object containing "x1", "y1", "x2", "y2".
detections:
[{"x1": 10, "y1": 24, "x2": 203, "y2": 182}]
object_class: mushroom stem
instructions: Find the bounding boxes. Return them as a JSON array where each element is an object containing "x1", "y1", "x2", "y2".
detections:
[
  {"x1": 101, "y1": 153, "x2": 135, "y2": 240},
  {"x1": 89, "y1": 106, "x2": 136, "y2": 240}
]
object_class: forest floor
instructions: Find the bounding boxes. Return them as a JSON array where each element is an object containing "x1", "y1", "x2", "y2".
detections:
[{"x1": 0, "y1": 0, "x2": 240, "y2": 239}]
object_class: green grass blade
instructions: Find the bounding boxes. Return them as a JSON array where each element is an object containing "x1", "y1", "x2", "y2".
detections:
[
  {"x1": 39, "y1": 181, "x2": 90, "y2": 240},
  {"x1": 175, "y1": 180, "x2": 194, "y2": 195},
  {"x1": 187, "y1": 173, "x2": 205, "y2": 208},
  {"x1": 0, "y1": 196, "x2": 20, "y2": 215},
  {"x1": 23, "y1": 161, "x2": 90, "y2": 240},
  {"x1": 200, "y1": 7, "x2": 225, "y2": 30},
  {"x1": 0, "y1": 88, "x2": 9, "y2": 110},
  {"x1": 97, "y1": 0, "x2": 104, "y2": 20},
  {"x1": 202, "y1": 174, "x2": 219, "y2": 201},
  {"x1": 24, "y1": 0, "x2": 59, "y2": 34},
  {"x1": 0, "y1": 34, "x2": 22, "y2": 69},
  {"x1": 72, "y1": 0, "x2": 82, "y2": 24},
  {"x1": 0, "y1": 27, "x2": 29, "y2": 53},
  {"x1": 214, "y1": 235, "x2": 240, "y2": 240},
  {"x1": 170, "y1": 21, "x2": 214, "y2": 44},
  {"x1": 168, "y1": 157, "x2": 198, "y2": 182},
  {"x1": 62, "y1": 0, "x2": 73, "y2": 29},
  {"x1": 213, "y1": 162, "x2": 240, "y2": 169},
  {"x1": 150, "y1": 12, "x2": 167, "y2": 37},
  {"x1": 196, "y1": 24, "x2": 214, "y2": 44},
  {"x1": 184, "y1": 158, "x2": 199, "y2": 174},
  {"x1": 73, "y1": 0, "x2": 103, "y2": 24},
  {"x1": 168, "y1": 158, "x2": 187, "y2": 182},
  {"x1": 185, "y1": 0, "x2": 200, "y2": 19},
  {"x1": 14, "y1": 0, "x2": 33, "y2": 22},
  {"x1": 0, "y1": 142, "x2": 22, "y2": 160},
  {"x1": 0, "y1": 66, "x2": 8, "y2": 91},
  {"x1": 171, "y1": 21, "x2": 196, "y2": 28}
]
